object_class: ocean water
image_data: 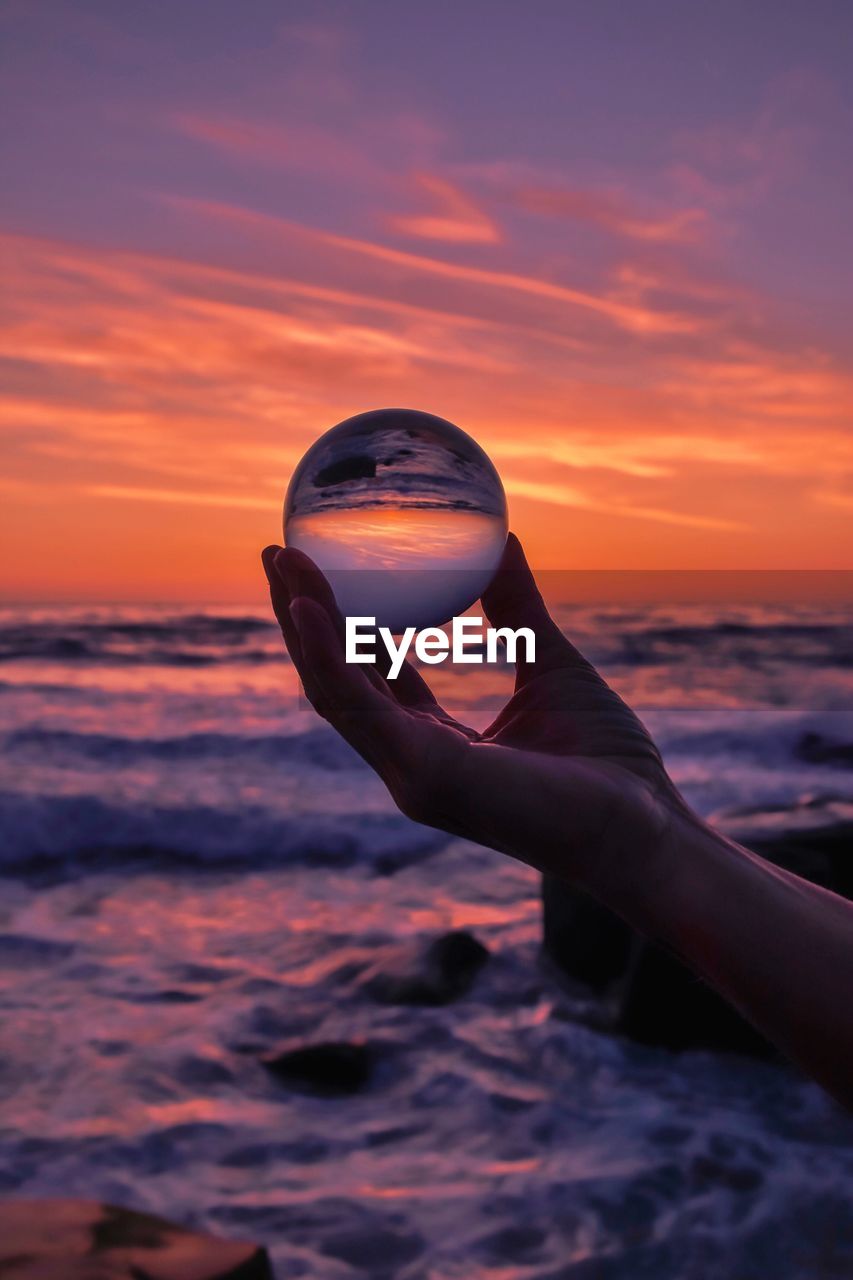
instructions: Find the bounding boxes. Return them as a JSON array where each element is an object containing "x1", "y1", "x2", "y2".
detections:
[{"x1": 1, "y1": 600, "x2": 852, "y2": 1277}]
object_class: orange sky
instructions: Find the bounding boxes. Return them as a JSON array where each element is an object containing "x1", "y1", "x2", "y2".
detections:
[{"x1": 2, "y1": 4, "x2": 852, "y2": 601}]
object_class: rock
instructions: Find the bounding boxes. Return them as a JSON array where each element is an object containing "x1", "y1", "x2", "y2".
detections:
[
  {"x1": 541, "y1": 877, "x2": 773, "y2": 1055},
  {"x1": 0, "y1": 1198, "x2": 272, "y2": 1278},
  {"x1": 366, "y1": 930, "x2": 490, "y2": 1005},
  {"x1": 618, "y1": 938, "x2": 774, "y2": 1057},
  {"x1": 541, "y1": 813, "x2": 853, "y2": 1056},
  {"x1": 261, "y1": 1040, "x2": 373, "y2": 1094},
  {"x1": 731, "y1": 816, "x2": 853, "y2": 901},
  {"x1": 541, "y1": 876, "x2": 632, "y2": 993},
  {"x1": 796, "y1": 732, "x2": 853, "y2": 767}
]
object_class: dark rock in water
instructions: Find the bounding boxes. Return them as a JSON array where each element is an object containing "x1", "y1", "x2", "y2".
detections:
[
  {"x1": 0, "y1": 1198, "x2": 272, "y2": 1278},
  {"x1": 261, "y1": 1040, "x2": 373, "y2": 1094},
  {"x1": 541, "y1": 878, "x2": 770, "y2": 1056},
  {"x1": 367, "y1": 929, "x2": 490, "y2": 1005},
  {"x1": 541, "y1": 876, "x2": 632, "y2": 992},
  {"x1": 541, "y1": 813, "x2": 853, "y2": 1056},
  {"x1": 736, "y1": 817, "x2": 853, "y2": 901},
  {"x1": 618, "y1": 937, "x2": 774, "y2": 1057},
  {"x1": 796, "y1": 731, "x2": 853, "y2": 767}
]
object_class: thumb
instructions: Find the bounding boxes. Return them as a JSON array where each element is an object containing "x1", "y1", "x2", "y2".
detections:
[{"x1": 481, "y1": 533, "x2": 592, "y2": 688}]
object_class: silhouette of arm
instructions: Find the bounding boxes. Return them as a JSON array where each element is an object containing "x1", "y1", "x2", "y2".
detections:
[{"x1": 262, "y1": 535, "x2": 853, "y2": 1108}]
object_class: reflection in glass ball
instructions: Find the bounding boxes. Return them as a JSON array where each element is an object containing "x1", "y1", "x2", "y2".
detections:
[{"x1": 284, "y1": 409, "x2": 508, "y2": 632}]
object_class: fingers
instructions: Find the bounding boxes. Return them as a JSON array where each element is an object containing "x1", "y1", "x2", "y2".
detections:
[
  {"x1": 481, "y1": 532, "x2": 594, "y2": 689},
  {"x1": 263, "y1": 552, "x2": 471, "y2": 830},
  {"x1": 273, "y1": 545, "x2": 346, "y2": 640},
  {"x1": 262, "y1": 544, "x2": 302, "y2": 667},
  {"x1": 265, "y1": 544, "x2": 454, "y2": 712},
  {"x1": 289, "y1": 595, "x2": 415, "y2": 779},
  {"x1": 372, "y1": 646, "x2": 442, "y2": 711},
  {"x1": 262, "y1": 545, "x2": 390, "y2": 698}
]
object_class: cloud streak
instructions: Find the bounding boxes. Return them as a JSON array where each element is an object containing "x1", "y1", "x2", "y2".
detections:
[
  {"x1": 464, "y1": 163, "x2": 708, "y2": 245},
  {"x1": 176, "y1": 196, "x2": 707, "y2": 335},
  {"x1": 504, "y1": 478, "x2": 746, "y2": 532},
  {"x1": 388, "y1": 174, "x2": 502, "y2": 245}
]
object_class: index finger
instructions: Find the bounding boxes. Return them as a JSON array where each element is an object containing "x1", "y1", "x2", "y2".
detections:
[{"x1": 290, "y1": 595, "x2": 418, "y2": 783}]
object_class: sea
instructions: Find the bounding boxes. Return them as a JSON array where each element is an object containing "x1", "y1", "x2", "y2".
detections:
[{"x1": 1, "y1": 591, "x2": 852, "y2": 1277}]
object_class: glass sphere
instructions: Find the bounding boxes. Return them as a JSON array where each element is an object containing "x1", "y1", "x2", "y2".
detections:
[{"x1": 284, "y1": 409, "x2": 508, "y2": 632}]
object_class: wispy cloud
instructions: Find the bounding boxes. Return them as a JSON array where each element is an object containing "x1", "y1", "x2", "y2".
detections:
[
  {"x1": 670, "y1": 71, "x2": 829, "y2": 210},
  {"x1": 812, "y1": 488, "x2": 853, "y2": 513},
  {"x1": 465, "y1": 162, "x2": 708, "y2": 245},
  {"x1": 2, "y1": 1, "x2": 851, "y2": 597},
  {"x1": 173, "y1": 112, "x2": 374, "y2": 181},
  {"x1": 388, "y1": 174, "x2": 501, "y2": 245},
  {"x1": 505, "y1": 478, "x2": 746, "y2": 532},
  {"x1": 87, "y1": 483, "x2": 277, "y2": 510},
  {"x1": 175, "y1": 196, "x2": 706, "y2": 335},
  {"x1": 2, "y1": 200, "x2": 851, "y2": 594},
  {"x1": 492, "y1": 434, "x2": 770, "y2": 479}
]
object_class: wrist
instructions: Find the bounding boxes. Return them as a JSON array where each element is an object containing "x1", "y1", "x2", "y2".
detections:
[
  {"x1": 595, "y1": 784, "x2": 725, "y2": 926},
  {"x1": 613, "y1": 797, "x2": 744, "y2": 947}
]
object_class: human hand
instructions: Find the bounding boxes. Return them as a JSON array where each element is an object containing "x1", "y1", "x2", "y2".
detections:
[
  {"x1": 261, "y1": 535, "x2": 687, "y2": 903},
  {"x1": 260, "y1": 534, "x2": 853, "y2": 1106}
]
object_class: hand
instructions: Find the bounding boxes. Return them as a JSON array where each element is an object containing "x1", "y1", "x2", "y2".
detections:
[
  {"x1": 263, "y1": 537, "x2": 853, "y2": 1106},
  {"x1": 261, "y1": 534, "x2": 686, "y2": 903}
]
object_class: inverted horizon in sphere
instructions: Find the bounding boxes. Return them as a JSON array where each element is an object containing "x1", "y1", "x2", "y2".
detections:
[
  {"x1": 284, "y1": 409, "x2": 509, "y2": 631},
  {"x1": 285, "y1": 408, "x2": 507, "y2": 518}
]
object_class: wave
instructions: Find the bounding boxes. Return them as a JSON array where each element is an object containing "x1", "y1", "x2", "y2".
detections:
[
  {"x1": 0, "y1": 615, "x2": 270, "y2": 640},
  {"x1": 4, "y1": 726, "x2": 359, "y2": 769},
  {"x1": 604, "y1": 622, "x2": 853, "y2": 669},
  {"x1": 0, "y1": 616, "x2": 281, "y2": 665},
  {"x1": 0, "y1": 646, "x2": 285, "y2": 666},
  {"x1": 3, "y1": 611, "x2": 851, "y2": 670},
  {"x1": 0, "y1": 680, "x2": 81, "y2": 695},
  {"x1": 0, "y1": 790, "x2": 444, "y2": 876}
]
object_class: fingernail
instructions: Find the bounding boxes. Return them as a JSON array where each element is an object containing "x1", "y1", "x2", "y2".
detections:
[
  {"x1": 289, "y1": 596, "x2": 307, "y2": 634},
  {"x1": 273, "y1": 548, "x2": 296, "y2": 594}
]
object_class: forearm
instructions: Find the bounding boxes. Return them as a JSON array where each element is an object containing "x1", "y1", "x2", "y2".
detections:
[{"x1": 606, "y1": 811, "x2": 853, "y2": 1108}]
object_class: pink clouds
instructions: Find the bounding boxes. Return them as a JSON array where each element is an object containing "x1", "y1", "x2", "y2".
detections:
[
  {"x1": 669, "y1": 70, "x2": 838, "y2": 211},
  {"x1": 3, "y1": 210, "x2": 853, "y2": 593},
  {"x1": 480, "y1": 174, "x2": 706, "y2": 245},
  {"x1": 172, "y1": 196, "x2": 709, "y2": 336},
  {"x1": 515, "y1": 185, "x2": 706, "y2": 243},
  {"x1": 2, "y1": 1, "x2": 852, "y2": 600},
  {"x1": 173, "y1": 112, "x2": 375, "y2": 182},
  {"x1": 387, "y1": 174, "x2": 501, "y2": 244}
]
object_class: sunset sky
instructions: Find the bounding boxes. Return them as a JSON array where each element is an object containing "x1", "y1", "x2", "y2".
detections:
[{"x1": 2, "y1": 0, "x2": 852, "y2": 601}]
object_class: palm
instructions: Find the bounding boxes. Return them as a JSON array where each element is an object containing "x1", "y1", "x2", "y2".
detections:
[
  {"x1": 393, "y1": 663, "x2": 672, "y2": 885},
  {"x1": 393, "y1": 665, "x2": 663, "y2": 780},
  {"x1": 484, "y1": 668, "x2": 661, "y2": 772}
]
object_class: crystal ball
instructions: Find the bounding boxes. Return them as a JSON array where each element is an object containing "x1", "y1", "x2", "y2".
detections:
[{"x1": 284, "y1": 408, "x2": 508, "y2": 632}]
